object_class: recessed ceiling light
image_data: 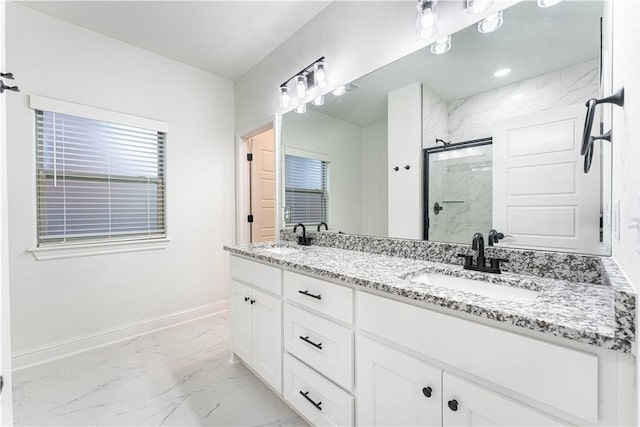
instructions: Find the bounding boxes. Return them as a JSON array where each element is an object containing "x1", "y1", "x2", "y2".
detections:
[
  {"x1": 494, "y1": 68, "x2": 511, "y2": 77},
  {"x1": 538, "y1": 0, "x2": 562, "y2": 7},
  {"x1": 466, "y1": 0, "x2": 494, "y2": 15}
]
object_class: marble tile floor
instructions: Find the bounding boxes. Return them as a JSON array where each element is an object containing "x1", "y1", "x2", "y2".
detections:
[{"x1": 13, "y1": 313, "x2": 306, "y2": 427}]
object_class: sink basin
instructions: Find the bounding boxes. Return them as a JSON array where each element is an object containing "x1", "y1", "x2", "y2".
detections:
[
  {"x1": 261, "y1": 246, "x2": 301, "y2": 255},
  {"x1": 409, "y1": 273, "x2": 539, "y2": 305}
]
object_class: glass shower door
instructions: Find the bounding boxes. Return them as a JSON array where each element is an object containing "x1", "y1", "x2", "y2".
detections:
[{"x1": 426, "y1": 141, "x2": 492, "y2": 244}]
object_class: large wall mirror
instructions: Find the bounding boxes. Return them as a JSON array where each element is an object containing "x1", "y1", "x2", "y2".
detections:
[{"x1": 281, "y1": 0, "x2": 610, "y2": 255}]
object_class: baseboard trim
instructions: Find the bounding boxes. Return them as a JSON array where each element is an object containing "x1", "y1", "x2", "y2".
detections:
[{"x1": 12, "y1": 300, "x2": 228, "y2": 371}]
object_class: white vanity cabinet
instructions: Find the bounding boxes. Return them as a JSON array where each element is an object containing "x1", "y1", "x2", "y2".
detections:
[
  {"x1": 357, "y1": 336, "x2": 443, "y2": 426},
  {"x1": 230, "y1": 258, "x2": 283, "y2": 393}
]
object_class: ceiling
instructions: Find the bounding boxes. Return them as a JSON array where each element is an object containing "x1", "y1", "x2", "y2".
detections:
[
  {"x1": 19, "y1": 1, "x2": 332, "y2": 80},
  {"x1": 307, "y1": 0, "x2": 603, "y2": 127}
]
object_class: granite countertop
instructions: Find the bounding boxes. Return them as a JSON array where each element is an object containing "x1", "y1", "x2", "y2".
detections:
[{"x1": 224, "y1": 242, "x2": 634, "y2": 353}]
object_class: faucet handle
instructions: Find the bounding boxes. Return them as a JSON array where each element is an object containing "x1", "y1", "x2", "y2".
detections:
[
  {"x1": 488, "y1": 257, "x2": 509, "y2": 270},
  {"x1": 457, "y1": 253, "x2": 473, "y2": 267}
]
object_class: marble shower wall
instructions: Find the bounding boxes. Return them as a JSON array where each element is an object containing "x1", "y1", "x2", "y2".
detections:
[{"x1": 446, "y1": 59, "x2": 600, "y2": 142}]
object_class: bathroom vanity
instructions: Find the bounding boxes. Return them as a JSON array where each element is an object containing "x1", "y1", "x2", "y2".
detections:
[{"x1": 224, "y1": 239, "x2": 636, "y2": 426}]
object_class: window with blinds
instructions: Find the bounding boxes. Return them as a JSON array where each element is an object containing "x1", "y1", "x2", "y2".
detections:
[
  {"x1": 36, "y1": 110, "x2": 166, "y2": 245},
  {"x1": 284, "y1": 154, "x2": 328, "y2": 225}
]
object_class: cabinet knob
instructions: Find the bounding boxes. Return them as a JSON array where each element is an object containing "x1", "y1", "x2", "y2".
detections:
[
  {"x1": 404, "y1": 165, "x2": 410, "y2": 170},
  {"x1": 447, "y1": 399, "x2": 458, "y2": 411},
  {"x1": 244, "y1": 297, "x2": 250, "y2": 302},
  {"x1": 422, "y1": 386, "x2": 432, "y2": 398},
  {"x1": 393, "y1": 166, "x2": 399, "y2": 172},
  {"x1": 250, "y1": 299, "x2": 256, "y2": 305}
]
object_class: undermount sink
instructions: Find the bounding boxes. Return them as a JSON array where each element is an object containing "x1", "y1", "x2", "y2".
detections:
[
  {"x1": 409, "y1": 273, "x2": 540, "y2": 305},
  {"x1": 260, "y1": 246, "x2": 301, "y2": 255}
]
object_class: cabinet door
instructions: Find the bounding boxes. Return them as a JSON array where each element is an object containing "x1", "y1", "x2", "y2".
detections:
[
  {"x1": 357, "y1": 336, "x2": 442, "y2": 426},
  {"x1": 442, "y1": 373, "x2": 567, "y2": 426},
  {"x1": 230, "y1": 280, "x2": 253, "y2": 364},
  {"x1": 251, "y1": 288, "x2": 283, "y2": 393}
]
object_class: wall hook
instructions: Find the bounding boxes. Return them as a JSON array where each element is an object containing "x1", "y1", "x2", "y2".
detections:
[
  {"x1": 0, "y1": 81, "x2": 19, "y2": 94},
  {"x1": 0, "y1": 72, "x2": 15, "y2": 80}
]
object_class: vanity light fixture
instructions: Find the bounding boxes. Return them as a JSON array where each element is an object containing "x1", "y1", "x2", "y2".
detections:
[
  {"x1": 279, "y1": 86, "x2": 291, "y2": 109},
  {"x1": 416, "y1": 0, "x2": 438, "y2": 39},
  {"x1": 313, "y1": 61, "x2": 328, "y2": 88},
  {"x1": 478, "y1": 11, "x2": 503, "y2": 33},
  {"x1": 277, "y1": 56, "x2": 328, "y2": 109},
  {"x1": 537, "y1": 0, "x2": 562, "y2": 7},
  {"x1": 312, "y1": 96, "x2": 324, "y2": 106},
  {"x1": 294, "y1": 104, "x2": 307, "y2": 114},
  {"x1": 295, "y1": 75, "x2": 307, "y2": 98},
  {"x1": 465, "y1": 0, "x2": 494, "y2": 15},
  {"x1": 430, "y1": 35, "x2": 451, "y2": 55},
  {"x1": 332, "y1": 85, "x2": 346, "y2": 96},
  {"x1": 494, "y1": 67, "x2": 511, "y2": 77}
]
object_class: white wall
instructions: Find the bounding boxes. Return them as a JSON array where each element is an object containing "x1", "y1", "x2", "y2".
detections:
[
  {"x1": 362, "y1": 121, "x2": 388, "y2": 236},
  {"x1": 6, "y1": 4, "x2": 235, "y2": 353},
  {"x1": 611, "y1": 0, "x2": 640, "y2": 290},
  {"x1": 446, "y1": 59, "x2": 600, "y2": 143},
  {"x1": 281, "y1": 110, "x2": 363, "y2": 234},
  {"x1": 235, "y1": 0, "x2": 518, "y2": 133}
]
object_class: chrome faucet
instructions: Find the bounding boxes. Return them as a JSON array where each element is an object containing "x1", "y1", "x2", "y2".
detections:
[{"x1": 293, "y1": 223, "x2": 313, "y2": 246}]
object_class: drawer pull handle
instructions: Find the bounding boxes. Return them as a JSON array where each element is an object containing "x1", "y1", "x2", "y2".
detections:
[
  {"x1": 422, "y1": 386, "x2": 432, "y2": 398},
  {"x1": 448, "y1": 399, "x2": 458, "y2": 412},
  {"x1": 298, "y1": 290, "x2": 322, "y2": 300},
  {"x1": 299, "y1": 335, "x2": 323, "y2": 350},
  {"x1": 300, "y1": 390, "x2": 322, "y2": 411}
]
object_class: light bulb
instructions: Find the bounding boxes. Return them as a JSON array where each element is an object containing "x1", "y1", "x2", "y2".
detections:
[
  {"x1": 312, "y1": 96, "x2": 324, "y2": 106},
  {"x1": 332, "y1": 85, "x2": 346, "y2": 96},
  {"x1": 278, "y1": 86, "x2": 290, "y2": 109},
  {"x1": 466, "y1": 0, "x2": 493, "y2": 15},
  {"x1": 537, "y1": 0, "x2": 561, "y2": 7},
  {"x1": 295, "y1": 104, "x2": 307, "y2": 114},
  {"x1": 416, "y1": 0, "x2": 437, "y2": 39},
  {"x1": 494, "y1": 68, "x2": 511, "y2": 77},
  {"x1": 430, "y1": 35, "x2": 451, "y2": 55},
  {"x1": 295, "y1": 75, "x2": 307, "y2": 98},
  {"x1": 478, "y1": 11, "x2": 503, "y2": 33},
  {"x1": 314, "y1": 61, "x2": 327, "y2": 88}
]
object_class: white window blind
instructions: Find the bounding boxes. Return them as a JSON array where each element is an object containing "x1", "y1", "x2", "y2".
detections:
[
  {"x1": 36, "y1": 110, "x2": 166, "y2": 245},
  {"x1": 285, "y1": 154, "x2": 328, "y2": 225}
]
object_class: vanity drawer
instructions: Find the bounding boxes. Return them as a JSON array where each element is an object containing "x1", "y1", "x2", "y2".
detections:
[
  {"x1": 284, "y1": 270, "x2": 353, "y2": 324},
  {"x1": 358, "y1": 291, "x2": 598, "y2": 423},
  {"x1": 284, "y1": 304, "x2": 354, "y2": 391},
  {"x1": 230, "y1": 256, "x2": 282, "y2": 296},
  {"x1": 284, "y1": 353, "x2": 354, "y2": 427}
]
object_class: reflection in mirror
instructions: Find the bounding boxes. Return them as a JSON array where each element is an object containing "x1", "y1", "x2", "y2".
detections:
[{"x1": 281, "y1": 0, "x2": 608, "y2": 255}]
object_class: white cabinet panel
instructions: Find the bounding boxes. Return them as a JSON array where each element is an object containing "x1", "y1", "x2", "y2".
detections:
[
  {"x1": 231, "y1": 255, "x2": 282, "y2": 295},
  {"x1": 357, "y1": 336, "x2": 442, "y2": 427},
  {"x1": 284, "y1": 304, "x2": 354, "y2": 390},
  {"x1": 284, "y1": 353, "x2": 354, "y2": 427},
  {"x1": 358, "y1": 291, "x2": 598, "y2": 422},
  {"x1": 284, "y1": 271, "x2": 354, "y2": 324},
  {"x1": 442, "y1": 373, "x2": 567, "y2": 426},
  {"x1": 230, "y1": 280, "x2": 253, "y2": 364},
  {"x1": 251, "y1": 288, "x2": 282, "y2": 393}
]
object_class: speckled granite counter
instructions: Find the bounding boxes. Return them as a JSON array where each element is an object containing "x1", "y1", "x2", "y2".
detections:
[{"x1": 224, "y1": 242, "x2": 636, "y2": 353}]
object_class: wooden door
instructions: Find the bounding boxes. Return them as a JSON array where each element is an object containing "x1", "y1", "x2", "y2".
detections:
[
  {"x1": 442, "y1": 373, "x2": 566, "y2": 426},
  {"x1": 249, "y1": 129, "x2": 275, "y2": 243},
  {"x1": 230, "y1": 280, "x2": 253, "y2": 364},
  {"x1": 251, "y1": 287, "x2": 282, "y2": 393},
  {"x1": 357, "y1": 336, "x2": 442, "y2": 426},
  {"x1": 492, "y1": 104, "x2": 601, "y2": 253}
]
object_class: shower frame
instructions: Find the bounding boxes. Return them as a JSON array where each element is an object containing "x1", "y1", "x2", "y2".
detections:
[{"x1": 422, "y1": 137, "x2": 493, "y2": 241}]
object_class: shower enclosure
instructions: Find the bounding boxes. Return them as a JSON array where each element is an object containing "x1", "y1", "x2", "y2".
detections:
[{"x1": 423, "y1": 138, "x2": 493, "y2": 244}]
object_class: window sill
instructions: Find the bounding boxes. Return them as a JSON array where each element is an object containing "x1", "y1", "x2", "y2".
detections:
[{"x1": 29, "y1": 238, "x2": 171, "y2": 261}]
